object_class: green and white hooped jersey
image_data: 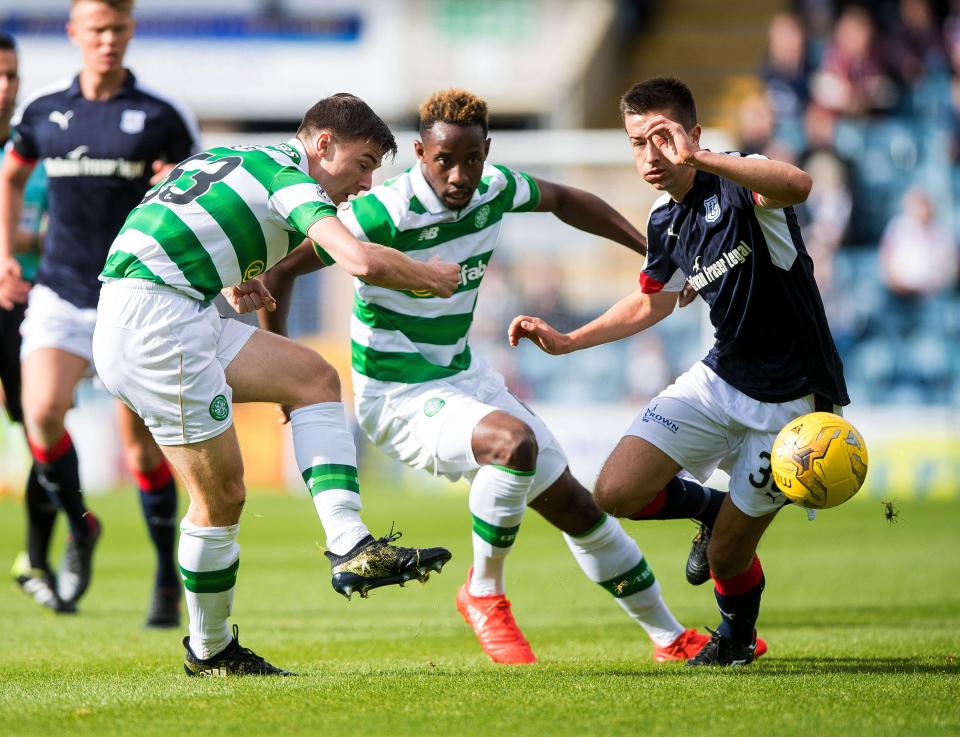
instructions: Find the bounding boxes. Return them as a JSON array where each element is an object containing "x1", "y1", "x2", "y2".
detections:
[
  {"x1": 336, "y1": 161, "x2": 540, "y2": 394},
  {"x1": 101, "y1": 137, "x2": 336, "y2": 301}
]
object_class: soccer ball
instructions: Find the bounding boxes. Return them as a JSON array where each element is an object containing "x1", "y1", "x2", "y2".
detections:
[{"x1": 770, "y1": 412, "x2": 868, "y2": 509}]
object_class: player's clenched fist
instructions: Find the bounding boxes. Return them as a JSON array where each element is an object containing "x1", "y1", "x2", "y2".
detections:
[
  {"x1": 427, "y1": 256, "x2": 461, "y2": 298},
  {"x1": 221, "y1": 277, "x2": 277, "y2": 314},
  {"x1": 507, "y1": 315, "x2": 572, "y2": 355}
]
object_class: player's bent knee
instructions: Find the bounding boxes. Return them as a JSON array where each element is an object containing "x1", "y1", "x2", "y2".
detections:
[
  {"x1": 23, "y1": 400, "x2": 69, "y2": 444},
  {"x1": 123, "y1": 440, "x2": 164, "y2": 474},
  {"x1": 293, "y1": 355, "x2": 342, "y2": 407},
  {"x1": 706, "y1": 538, "x2": 753, "y2": 580},
  {"x1": 491, "y1": 423, "x2": 538, "y2": 470}
]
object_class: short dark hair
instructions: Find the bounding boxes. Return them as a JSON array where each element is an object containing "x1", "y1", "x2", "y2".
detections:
[
  {"x1": 620, "y1": 77, "x2": 698, "y2": 131},
  {"x1": 0, "y1": 31, "x2": 17, "y2": 53},
  {"x1": 297, "y1": 93, "x2": 397, "y2": 159},
  {"x1": 418, "y1": 88, "x2": 489, "y2": 138}
]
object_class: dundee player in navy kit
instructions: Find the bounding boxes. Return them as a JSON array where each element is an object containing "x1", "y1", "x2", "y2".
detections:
[
  {"x1": 509, "y1": 78, "x2": 849, "y2": 666},
  {"x1": 0, "y1": 0, "x2": 199, "y2": 624}
]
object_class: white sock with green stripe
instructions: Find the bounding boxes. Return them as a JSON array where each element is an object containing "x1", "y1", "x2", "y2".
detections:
[
  {"x1": 563, "y1": 514, "x2": 683, "y2": 647},
  {"x1": 469, "y1": 464, "x2": 536, "y2": 597},
  {"x1": 179, "y1": 519, "x2": 240, "y2": 660},
  {"x1": 291, "y1": 403, "x2": 370, "y2": 556}
]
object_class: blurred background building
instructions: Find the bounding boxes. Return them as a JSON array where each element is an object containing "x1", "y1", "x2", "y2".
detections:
[{"x1": 1, "y1": 0, "x2": 957, "y2": 500}]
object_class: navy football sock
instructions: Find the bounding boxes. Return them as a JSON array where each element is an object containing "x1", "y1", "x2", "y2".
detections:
[
  {"x1": 713, "y1": 556, "x2": 765, "y2": 645},
  {"x1": 135, "y1": 460, "x2": 179, "y2": 589},
  {"x1": 629, "y1": 476, "x2": 725, "y2": 526},
  {"x1": 29, "y1": 433, "x2": 90, "y2": 540},
  {"x1": 25, "y1": 465, "x2": 57, "y2": 573}
]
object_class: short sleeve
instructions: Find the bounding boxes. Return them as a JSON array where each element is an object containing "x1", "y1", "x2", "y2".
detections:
[
  {"x1": 641, "y1": 213, "x2": 685, "y2": 293},
  {"x1": 492, "y1": 164, "x2": 541, "y2": 213},
  {"x1": 10, "y1": 103, "x2": 39, "y2": 162},
  {"x1": 162, "y1": 101, "x2": 202, "y2": 162},
  {"x1": 268, "y1": 167, "x2": 337, "y2": 237}
]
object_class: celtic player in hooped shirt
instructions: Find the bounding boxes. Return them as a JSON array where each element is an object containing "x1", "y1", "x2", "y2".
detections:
[
  {"x1": 94, "y1": 94, "x2": 461, "y2": 676},
  {"x1": 255, "y1": 89, "x2": 715, "y2": 665},
  {"x1": 510, "y1": 77, "x2": 848, "y2": 667}
]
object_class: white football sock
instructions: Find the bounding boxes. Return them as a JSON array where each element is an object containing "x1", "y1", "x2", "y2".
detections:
[
  {"x1": 563, "y1": 514, "x2": 684, "y2": 646},
  {"x1": 290, "y1": 403, "x2": 370, "y2": 555},
  {"x1": 468, "y1": 464, "x2": 536, "y2": 596},
  {"x1": 179, "y1": 519, "x2": 240, "y2": 659}
]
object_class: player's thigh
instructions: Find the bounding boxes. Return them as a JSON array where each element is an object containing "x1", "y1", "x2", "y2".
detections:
[
  {"x1": 160, "y1": 425, "x2": 245, "y2": 527},
  {"x1": 225, "y1": 328, "x2": 339, "y2": 407},
  {"x1": 594, "y1": 435, "x2": 682, "y2": 514},
  {"x1": 20, "y1": 348, "x2": 88, "y2": 425},
  {"x1": 115, "y1": 400, "x2": 165, "y2": 472},
  {"x1": 708, "y1": 494, "x2": 779, "y2": 578}
]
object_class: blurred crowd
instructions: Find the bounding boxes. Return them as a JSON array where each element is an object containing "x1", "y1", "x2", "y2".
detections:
[{"x1": 745, "y1": 0, "x2": 960, "y2": 404}]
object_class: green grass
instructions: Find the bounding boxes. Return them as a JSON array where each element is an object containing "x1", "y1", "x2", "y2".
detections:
[{"x1": 1, "y1": 486, "x2": 957, "y2": 737}]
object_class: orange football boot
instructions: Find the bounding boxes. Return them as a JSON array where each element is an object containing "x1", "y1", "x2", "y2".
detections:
[
  {"x1": 652, "y1": 628, "x2": 711, "y2": 662},
  {"x1": 456, "y1": 569, "x2": 536, "y2": 665}
]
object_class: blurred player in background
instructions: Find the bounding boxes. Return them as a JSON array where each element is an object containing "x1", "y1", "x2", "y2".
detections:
[
  {"x1": 0, "y1": 31, "x2": 58, "y2": 610},
  {"x1": 510, "y1": 77, "x2": 849, "y2": 666},
  {"x1": 255, "y1": 88, "x2": 719, "y2": 665},
  {"x1": 94, "y1": 93, "x2": 460, "y2": 676},
  {"x1": 0, "y1": 0, "x2": 199, "y2": 625}
]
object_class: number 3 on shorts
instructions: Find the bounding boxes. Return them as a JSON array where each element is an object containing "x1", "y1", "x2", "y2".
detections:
[{"x1": 749, "y1": 451, "x2": 773, "y2": 489}]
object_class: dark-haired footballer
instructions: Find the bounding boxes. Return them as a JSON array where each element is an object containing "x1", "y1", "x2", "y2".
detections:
[
  {"x1": 510, "y1": 77, "x2": 848, "y2": 666},
  {"x1": 256, "y1": 88, "x2": 715, "y2": 666},
  {"x1": 93, "y1": 92, "x2": 461, "y2": 676}
]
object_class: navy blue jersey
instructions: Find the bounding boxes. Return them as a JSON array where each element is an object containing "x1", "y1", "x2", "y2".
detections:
[
  {"x1": 10, "y1": 71, "x2": 200, "y2": 308},
  {"x1": 641, "y1": 155, "x2": 849, "y2": 406}
]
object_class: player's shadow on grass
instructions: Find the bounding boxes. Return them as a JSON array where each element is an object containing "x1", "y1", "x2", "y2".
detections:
[{"x1": 730, "y1": 657, "x2": 958, "y2": 676}]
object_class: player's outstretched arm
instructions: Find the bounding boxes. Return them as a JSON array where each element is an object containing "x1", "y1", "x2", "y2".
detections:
[
  {"x1": 0, "y1": 152, "x2": 34, "y2": 309},
  {"x1": 509, "y1": 287, "x2": 677, "y2": 354},
  {"x1": 640, "y1": 114, "x2": 812, "y2": 207},
  {"x1": 534, "y1": 178, "x2": 647, "y2": 256},
  {"x1": 307, "y1": 216, "x2": 460, "y2": 297}
]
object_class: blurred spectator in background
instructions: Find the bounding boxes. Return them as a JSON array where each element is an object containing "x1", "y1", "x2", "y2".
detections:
[
  {"x1": 811, "y1": 4, "x2": 899, "y2": 117},
  {"x1": 625, "y1": 332, "x2": 671, "y2": 403},
  {"x1": 888, "y1": 0, "x2": 947, "y2": 88},
  {"x1": 795, "y1": 103, "x2": 853, "y2": 289},
  {"x1": 761, "y1": 11, "x2": 812, "y2": 125},
  {"x1": 735, "y1": 93, "x2": 778, "y2": 156},
  {"x1": 879, "y1": 187, "x2": 957, "y2": 302}
]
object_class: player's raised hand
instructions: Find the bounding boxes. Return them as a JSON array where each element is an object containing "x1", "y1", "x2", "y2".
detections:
[
  {"x1": 222, "y1": 277, "x2": 277, "y2": 314},
  {"x1": 0, "y1": 257, "x2": 29, "y2": 310},
  {"x1": 640, "y1": 114, "x2": 698, "y2": 168},
  {"x1": 507, "y1": 315, "x2": 572, "y2": 355},
  {"x1": 427, "y1": 256, "x2": 461, "y2": 298},
  {"x1": 150, "y1": 160, "x2": 175, "y2": 186}
]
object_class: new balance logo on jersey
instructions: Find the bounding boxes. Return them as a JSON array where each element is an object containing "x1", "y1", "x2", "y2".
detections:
[
  {"x1": 418, "y1": 226, "x2": 440, "y2": 242},
  {"x1": 48, "y1": 110, "x2": 73, "y2": 130},
  {"x1": 686, "y1": 240, "x2": 753, "y2": 291}
]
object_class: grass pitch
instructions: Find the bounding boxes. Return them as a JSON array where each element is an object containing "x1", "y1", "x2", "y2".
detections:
[{"x1": 1, "y1": 484, "x2": 957, "y2": 737}]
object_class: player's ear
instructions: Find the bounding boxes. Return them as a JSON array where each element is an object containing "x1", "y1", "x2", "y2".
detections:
[
  {"x1": 691, "y1": 124, "x2": 702, "y2": 147},
  {"x1": 484, "y1": 138, "x2": 491, "y2": 159},
  {"x1": 315, "y1": 131, "x2": 333, "y2": 159},
  {"x1": 413, "y1": 139, "x2": 425, "y2": 160}
]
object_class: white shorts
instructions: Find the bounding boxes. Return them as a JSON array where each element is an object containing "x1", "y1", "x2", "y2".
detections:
[
  {"x1": 355, "y1": 356, "x2": 568, "y2": 499},
  {"x1": 20, "y1": 284, "x2": 98, "y2": 368},
  {"x1": 624, "y1": 361, "x2": 840, "y2": 517},
  {"x1": 92, "y1": 280, "x2": 256, "y2": 446}
]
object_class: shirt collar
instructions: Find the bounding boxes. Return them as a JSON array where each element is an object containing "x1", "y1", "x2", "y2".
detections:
[
  {"x1": 409, "y1": 161, "x2": 448, "y2": 215},
  {"x1": 66, "y1": 69, "x2": 137, "y2": 100},
  {"x1": 286, "y1": 137, "x2": 311, "y2": 176}
]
